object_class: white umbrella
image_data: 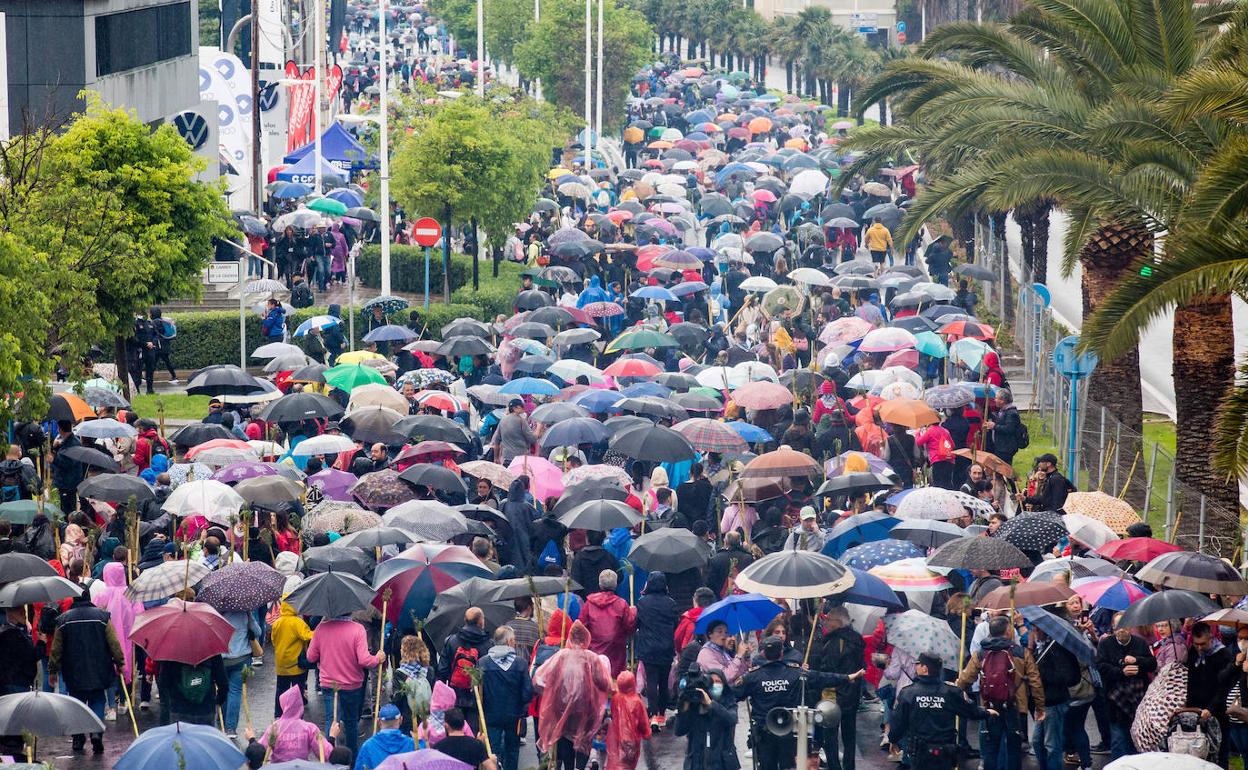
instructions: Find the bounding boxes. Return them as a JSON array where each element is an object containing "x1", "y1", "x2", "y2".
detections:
[
  {"x1": 788, "y1": 267, "x2": 832, "y2": 287},
  {"x1": 894, "y1": 487, "x2": 966, "y2": 521},
  {"x1": 1064, "y1": 512, "x2": 1119, "y2": 549},
  {"x1": 739, "y1": 276, "x2": 778, "y2": 293},
  {"x1": 731, "y1": 360, "x2": 779, "y2": 383},
  {"x1": 789, "y1": 169, "x2": 829, "y2": 198},
  {"x1": 1105, "y1": 754, "x2": 1220, "y2": 770},
  {"x1": 347, "y1": 383, "x2": 409, "y2": 413},
  {"x1": 695, "y1": 366, "x2": 747, "y2": 390},
  {"x1": 162, "y1": 479, "x2": 245, "y2": 525},
  {"x1": 292, "y1": 434, "x2": 358, "y2": 457},
  {"x1": 251, "y1": 342, "x2": 304, "y2": 359}
]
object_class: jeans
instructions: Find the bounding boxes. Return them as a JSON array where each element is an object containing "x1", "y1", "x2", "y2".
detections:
[
  {"x1": 981, "y1": 709, "x2": 1022, "y2": 770},
  {"x1": 1064, "y1": 701, "x2": 1092, "y2": 767},
  {"x1": 1032, "y1": 701, "x2": 1069, "y2": 770},
  {"x1": 487, "y1": 723, "x2": 522, "y2": 770},
  {"x1": 224, "y1": 659, "x2": 246, "y2": 732},
  {"x1": 315, "y1": 254, "x2": 330, "y2": 291},
  {"x1": 1109, "y1": 719, "x2": 1135, "y2": 761},
  {"x1": 67, "y1": 689, "x2": 106, "y2": 740},
  {"x1": 321, "y1": 686, "x2": 364, "y2": 754}
]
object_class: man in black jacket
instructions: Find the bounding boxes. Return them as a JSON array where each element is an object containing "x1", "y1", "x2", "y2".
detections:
[
  {"x1": 1096, "y1": 612, "x2": 1157, "y2": 760},
  {"x1": 815, "y1": 606, "x2": 866, "y2": 770},
  {"x1": 1184, "y1": 621, "x2": 1238, "y2": 766},
  {"x1": 1031, "y1": 623, "x2": 1081, "y2": 770},
  {"x1": 570, "y1": 530, "x2": 619, "y2": 598},
  {"x1": 890, "y1": 652, "x2": 997, "y2": 770},
  {"x1": 987, "y1": 390, "x2": 1026, "y2": 465},
  {"x1": 437, "y1": 608, "x2": 494, "y2": 732},
  {"x1": 49, "y1": 593, "x2": 125, "y2": 754},
  {"x1": 676, "y1": 462, "x2": 713, "y2": 525},
  {"x1": 1023, "y1": 454, "x2": 1076, "y2": 512},
  {"x1": 706, "y1": 531, "x2": 754, "y2": 598}
]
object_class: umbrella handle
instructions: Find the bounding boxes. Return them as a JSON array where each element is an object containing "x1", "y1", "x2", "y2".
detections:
[{"x1": 802, "y1": 598, "x2": 820, "y2": 668}]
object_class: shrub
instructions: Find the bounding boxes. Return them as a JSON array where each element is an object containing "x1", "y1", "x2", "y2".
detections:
[
  {"x1": 162, "y1": 306, "x2": 333, "y2": 370},
  {"x1": 356, "y1": 245, "x2": 474, "y2": 295}
]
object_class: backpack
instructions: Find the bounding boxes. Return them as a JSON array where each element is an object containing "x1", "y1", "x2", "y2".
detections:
[
  {"x1": 149, "y1": 436, "x2": 170, "y2": 460},
  {"x1": 978, "y1": 648, "x2": 1016, "y2": 707},
  {"x1": 0, "y1": 462, "x2": 26, "y2": 503},
  {"x1": 179, "y1": 664, "x2": 212, "y2": 704},
  {"x1": 22, "y1": 524, "x2": 55, "y2": 561},
  {"x1": 291, "y1": 282, "x2": 314, "y2": 309},
  {"x1": 448, "y1": 644, "x2": 479, "y2": 690},
  {"x1": 1017, "y1": 420, "x2": 1031, "y2": 449},
  {"x1": 156, "y1": 318, "x2": 177, "y2": 339}
]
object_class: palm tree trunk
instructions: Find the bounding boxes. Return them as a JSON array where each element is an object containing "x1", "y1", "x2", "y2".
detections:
[
  {"x1": 992, "y1": 212, "x2": 1012, "y2": 324},
  {"x1": 836, "y1": 81, "x2": 850, "y2": 117},
  {"x1": 786, "y1": 62, "x2": 793, "y2": 94},
  {"x1": 1172, "y1": 294, "x2": 1237, "y2": 555},
  {"x1": 1080, "y1": 223, "x2": 1147, "y2": 503}
]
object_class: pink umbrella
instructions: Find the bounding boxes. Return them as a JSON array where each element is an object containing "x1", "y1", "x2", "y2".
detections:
[
  {"x1": 129, "y1": 599, "x2": 233, "y2": 664},
  {"x1": 751, "y1": 189, "x2": 777, "y2": 203},
  {"x1": 883, "y1": 349, "x2": 920, "y2": 370},
  {"x1": 730, "y1": 381, "x2": 794, "y2": 410},
  {"x1": 507, "y1": 455, "x2": 565, "y2": 501},
  {"x1": 820, "y1": 317, "x2": 873, "y2": 345},
  {"x1": 858, "y1": 327, "x2": 918, "y2": 353},
  {"x1": 646, "y1": 218, "x2": 678, "y2": 236}
]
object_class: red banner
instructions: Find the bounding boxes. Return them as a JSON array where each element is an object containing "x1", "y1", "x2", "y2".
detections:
[{"x1": 285, "y1": 61, "x2": 345, "y2": 153}]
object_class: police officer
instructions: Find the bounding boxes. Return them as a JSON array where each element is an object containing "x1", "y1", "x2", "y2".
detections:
[
  {"x1": 737, "y1": 635, "x2": 864, "y2": 770},
  {"x1": 127, "y1": 310, "x2": 157, "y2": 395},
  {"x1": 889, "y1": 652, "x2": 998, "y2": 770}
]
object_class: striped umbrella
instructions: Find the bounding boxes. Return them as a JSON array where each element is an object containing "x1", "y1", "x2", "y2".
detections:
[
  {"x1": 372, "y1": 543, "x2": 494, "y2": 625},
  {"x1": 868, "y1": 558, "x2": 952, "y2": 591},
  {"x1": 1071, "y1": 576, "x2": 1152, "y2": 611}
]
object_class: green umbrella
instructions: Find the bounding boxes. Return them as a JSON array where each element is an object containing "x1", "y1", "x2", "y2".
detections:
[
  {"x1": 308, "y1": 197, "x2": 348, "y2": 216},
  {"x1": 648, "y1": 127, "x2": 664, "y2": 139},
  {"x1": 914, "y1": 331, "x2": 948, "y2": 358},
  {"x1": 0, "y1": 501, "x2": 38, "y2": 525},
  {"x1": 324, "y1": 363, "x2": 387, "y2": 392},
  {"x1": 689, "y1": 386, "x2": 723, "y2": 400},
  {"x1": 605, "y1": 329, "x2": 681, "y2": 353}
]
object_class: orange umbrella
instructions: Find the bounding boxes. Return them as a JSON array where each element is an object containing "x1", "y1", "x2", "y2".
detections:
[
  {"x1": 748, "y1": 117, "x2": 773, "y2": 134},
  {"x1": 623, "y1": 127, "x2": 644, "y2": 143},
  {"x1": 877, "y1": 398, "x2": 940, "y2": 428},
  {"x1": 647, "y1": 140, "x2": 674, "y2": 150},
  {"x1": 953, "y1": 448, "x2": 1014, "y2": 478},
  {"x1": 717, "y1": 113, "x2": 738, "y2": 122},
  {"x1": 741, "y1": 446, "x2": 821, "y2": 478},
  {"x1": 47, "y1": 393, "x2": 95, "y2": 422},
  {"x1": 784, "y1": 137, "x2": 808, "y2": 150}
]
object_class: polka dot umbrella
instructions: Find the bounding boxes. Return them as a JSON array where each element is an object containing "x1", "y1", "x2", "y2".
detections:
[
  {"x1": 893, "y1": 487, "x2": 966, "y2": 521},
  {"x1": 196, "y1": 561, "x2": 286, "y2": 612},
  {"x1": 839, "y1": 539, "x2": 925, "y2": 571},
  {"x1": 998, "y1": 511, "x2": 1068, "y2": 553},
  {"x1": 883, "y1": 610, "x2": 961, "y2": 666}
]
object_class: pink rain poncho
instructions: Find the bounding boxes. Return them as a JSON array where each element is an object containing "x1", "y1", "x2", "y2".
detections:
[
  {"x1": 259, "y1": 685, "x2": 333, "y2": 763},
  {"x1": 92, "y1": 562, "x2": 143, "y2": 679},
  {"x1": 534, "y1": 620, "x2": 614, "y2": 755}
]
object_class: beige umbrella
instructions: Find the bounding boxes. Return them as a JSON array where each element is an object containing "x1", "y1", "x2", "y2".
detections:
[
  {"x1": 348, "y1": 383, "x2": 409, "y2": 413},
  {"x1": 1062, "y1": 491, "x2": 1141, "y2": 534},
  {"x1": 458, "y1": 460, "x2": 516, "y2": 489}
]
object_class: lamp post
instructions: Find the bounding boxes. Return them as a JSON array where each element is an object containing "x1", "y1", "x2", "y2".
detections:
[
  {"x1": 314, "y1": 0, "x2": 327, "y2": 193},
  {"x1": 337, "y1": 112, "x2": 391, "y2": 296},
  {"x1": 476, "y1": 0, "x2": 486, "y2": 96},
  {"x1": 584, "y1": 0, "x2": 592, "y2": 168}
]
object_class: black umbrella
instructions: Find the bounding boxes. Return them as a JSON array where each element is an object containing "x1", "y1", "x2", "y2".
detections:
[
  {"x1": 168, "y1": 423, "x2": 235, "y2": 448},
  {"x1": 528, "y1": 306, "x2": 577, "y2": 328},
  {"x1": 424, "y1": 577, "x2": 516, "y2": 645},
  {"x1": 347, "y1": 206, "x2": 381, "y2": 222},
  {"x1": 629, "y1": 528, "x2": 710, "y2": 573},
  {"x1": 891, "y1": 315, "x2": 939, "y2": 334},
  {"x1": 436, "y1": 336, "x2": 495, "y2": 358},
  {"x1": 44, "y1": 394, "x2": 91, "y2": 423},
  {"x1": 603, "y1": 415, "x2": 655, "y2": 437},
  {"x1": 0, "y1": 553, "x2": 56, "y2": 583},
  {"x1": 395, "y1": 415, "x2": 472, "y2": 444},
  {"x1": 997, "y1": 512, "x2": 1068, "y2": 552},
  {"x1": 233, "y1": 475, "x2": 305, "y2": 506},
  {"x1": 1136, "y1": 551, "x2": 1248, "y2": 594},
  {"x1": 821, "y1": 203, "x2": 856, "y2": 221},
  {"x1": 487, "y1": 575, "x2": 582, "y2": 600},
  {"x1": 76, "y1": 473, "x2": 155, "y2": 504},
  {"x1": 655, "y1": 372, "x2": 700, "y2": 391},
  {"x1": 668, "y1": 323, "x2": 709, "y2": 347},
  {"x1": 396, "y1": 465, "x2": 468, "y2": 497},
  {"x1": 558, "y1": 499, "x2": 642, "y2": 531},
  {"x1": 512, "y1": 322, "x2": 556, "y2": 340},
  {"x1": 700, "y1": 195, "x2": 733, "y2": 217},
  {"x1": 302, "y1": 545, "x2": 374, "y2": 577},
  {"x1": 921, "y1": 303, "x2": 966, "y2": 320},
  {"x1": 60, "y1": 445, "x2": 120, "y2": 473},
  {"x1": 815, "y1": 472, "x2": 895, "y2": 497},
  {"x1": 552, "y1": 480, "x2": 628, "y2": 515},
  {"x1": 530, "y1": 402, "x2": 589, "y2": 423},
  {"x1": 185, "y1": 367, "x2": 269, "y2": 396},
  {"x1": 442, "y1": 318, "x2": 492, "y2": 339},
  {"x1": 779, "y1": 369, "x2": 826, "y2": 392},
  {"x1": 285, "y1": 570, "x2": 375, "y2": 618},
  {"x1": 515, "y1": 290, "x2": 553, "y2": 310},
  {"x1": 340, "y1": 406, "x2": 405, "y2": 444},
  {"x1": 261, "y1": 392, "x2": 345, "y2": 422},
  {"x1": 289, "y1": 363, "x2": 329, "y2": 384},
  {"x1": 1119, "y1": 589, "x2": 1219, "y2": 627},
  {"x1": 540, "y1": 417, "x2": 609, "y2": 449},
  {"x1": 734, "y1": 550, "x2": 855, "y2": 599},
  {"x1": 609, "y1": 424, "x2": 695, "y2": 462},
  {"x1": 615, "y1": 397, "x2": 688, "y2": 422},
  {"x1": 889, "y1": 520, "x2": 967, "y2": 550},
  {"x1": 0, "y1": 576, "x2": 80, "y2": 607},
  {"x1": 0, "y1": 691, "x2": 106, "y2": 737},
  {"x1": 927, "y1": 535, "x2": 1033, "y2": 571},
  {"x1": 670, "y1": 392, "x2": 722, "y2": 412},
  {"x1": 954, "y1": 263, "x2": 996, "y2": 281},
  {"x1": 515, "y1": 356, "x2": 555, "y2": 375}
]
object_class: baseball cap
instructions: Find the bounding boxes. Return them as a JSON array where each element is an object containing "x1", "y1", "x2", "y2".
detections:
[
  {"x1": 378, "y1": 703, "x2": 401, "y2": 721},
  {"x1": 1035, "y1": 453, "x2": 1058, "y2": 465},
  {"x1": 762, "y1": 635, "x2": 785, "y2": 660},
  {"x1": 799, "y1": 505, "x2": 817, "y2": 520}
]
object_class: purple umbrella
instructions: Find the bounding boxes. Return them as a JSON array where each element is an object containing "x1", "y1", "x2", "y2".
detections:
[
  {"x1": 825, "y1": 451, "x2": 893, "y2": 477},
  {"x1": 377, "y1": 749, "x2": 471, "y2": 770},
  {"x1": 306, "y1": 468, "x2": 358, "y2": 502},
  {"x1": 211, "y1": 461, "x2": 280, "y2": 484},
  {"x1": 196, "y1": 561, "x2": 286, "y2": 612}
]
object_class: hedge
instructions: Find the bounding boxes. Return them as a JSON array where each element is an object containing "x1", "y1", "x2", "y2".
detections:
[{"x1": 356, "y1": 245, "x2": 473, "y2": 295}]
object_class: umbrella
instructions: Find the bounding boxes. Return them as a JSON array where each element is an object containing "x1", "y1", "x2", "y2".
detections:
[
  {"x1": 395, "y1": 415, "x2": 473, "y2": 444},
  {"x1": 741, "y1": 447, "x2": 820, "y2": 478},
  {"x1": 115, "y1": 722, "x2": 245, "y2": 770},
  {"x1": 997, "y1": 512, "x2": 1068, "y2": 552},
  {"x1": 1028, "y1": 556, "x2": 1123, "y2": 583},
  {"x1": 1071, "y1": 576, "x2": 1152, "y2": 611},
  {"x1": 285, "y1": 570, "x2": 376, "y2": 618},
  {"x1": 1064, "y1": 512, "x2": 1119, "y2": 549},
  {"x1": 735, "y1": 550, "x2": 855, "y2": 599},
  {"x1": 125, "y1": 560, "x2": 211, "y2": 602},
  {"x1": 672, "y1": 418, "x2": 748, "y2": 453},
  {"x1": 953, "y1": 448, "x2": 1015, "y2": 478},
  {"x1": 629, "y1": 528, "x2": 711, "y2": 574},
  {"x1": 76, "y1": 473, "x2": 153, "y2": 503},
  {"x1": 304, "y1": 468, "x2": 359, "y2": 502},
  {"x1": 1136, "y1": 551, "x2": 1248, "y2": 594},
  {"x1": 348, "y1": 384, "x2": 410, "y2": 414},
  {"x1": 196, "y1": 561, "x2": 285, "y2": 612},
  {"x1": 352, "y1": 469, "x2": 418, "y2": 511},
  {"x1": 889, "y1": 520, "x2": 967, "y2": 549},
  {"x1": 840, "y1": 539, "x2": 925, "y2": 571},
  {"x1": 168, "y1": 424, "x2": 236, "y2": 450},
  {"x1": 185, "y1": 367, "x2": 268, "y2": 396},
  {"x1": 325, "y1": 363, "x2": 388, "y2": 392},
  {"x1": 302, "y1": 545, "x2": 374, "y2": 577},
  {"x1": 1096, "y1": 538, "x2": 1182, "y2": 562},
  {"x1": 0, "y1": 553, "x2": 56, "y2": 583},
  {"x1": 45, "y1": 393, "x2": 93, "y2": 422},
  {"x1": 977, "y1": 582, "x2": 1074, "y2": 610},
  {"x1": 559, "y1": 499, "x2": 642, "y2": 531},
  {"x1": 821, "y1": 512, "x2": 901, "y2": 558},
  {"x1": 292, "y1": 434, "x2": 358, "y2": 458},
  {"x1": 894, "y1": 487, "x2": 966, "y2": 521},
  {"x1": 869, "y1": 558, "x2": 952, "y2": 591},
  {"x1": 0, "y1": 576, "x2": 80, "y2": 607},
  {"x1": 815, "y1": 473, "x2": 896, "y2": 500},
  {"x1": 730, "y1": 381, "x2": 794, "y2": 410},
  {"x1": 927, "y1": 536, "x2": 1033, "y2": 571},
  {"x1": 609, "y1": 425, "x2": 695, "y2": 463},
  {"x1": 540, "y1": 417, "x2": 609, "y2": 449},
  {"x1": 878, "y1": 399, "x2": 940, "y2": 428},
  {"x1": 924, "y1": 384, "x2": 976, "y2": 410},
  {"x1": 129, "y1": 599, "x2": 234, "y2": 664},
  {"x1": 371, "y1": 543, "x2": 494, "y2": 624},
  {"x1": 383, "y1": 500, "x2": 476, "y2": 541},
  {"x1": 79, "y1": 388, "x2": 129, "y2": 410},
  {"x1": 335, "y1": 526, "x2": 416, "y2": 551},
  {"x1": 1061, "y1": 491, "x2": 1142, "y2": 534},
  {"x1": 376, "y1": 750, "x2": 473, "y2": 770},
  {"x1": 693, "y1": 593, "x2": 785, "y2": 635},
  {"x1": 1018, "y1": 605, "x2": 1096, "y2": 665},
  {"x1": 364, "y1": 324, "x2": 419, "y2": 344},
  {"x1": 363, "y1": 295, "x2": 410, "y2": 314},
  {"x1": 231, "y1": 475, "x2": 304, "y2": 507},
  {"x1": 1120, "y1": 589, "x2": 1220, "y2": 627},
  {"x1": 425, "y1": 577, "x2": 517, "y2": 643},
  {"x1": 211, "y1": 461, "x2": 280, "y2": 484},
  {"x1": 260, "y1": 392, "x2": 344, "y2": 422},
  {"x1": 302, "y1": 500, "x2": 382, "y2": 535},
  {"x1": 340, "y1": 406, "x2": 406, "y2": 445},
  {"x1": 73, "y1": 419, "x2": 136, "y2": 440},
  {"x1": 0, "y1": 690, "x2": 106, "y2": 737},
  {"x1": 161, "y1": 479, "x2": 245, "y2": 524},
  {"x1": 883, "y1": 610, "x2": 960, "y2": 665}
]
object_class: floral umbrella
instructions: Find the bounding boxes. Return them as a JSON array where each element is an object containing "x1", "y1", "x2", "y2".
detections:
[
  {"x1": 371, "y1": 543, "x2": 493, "y2": 627},
  {"x1": 210, "y1": 461, "x2": 280, "y2": 484},
  {"x1": 893, "y1": 487, "x2": 966, "y2": 521},
  {"x1": 301, "y1": 500, "x2": 382, "y2": 535},
  {"x1": 351, "y1": 469, "x2": 418, "y2": 512},
  {"x1": 563, "y1": 464, "x2": 632, "y2": 488},
  {"x1": 883, "y1": 610, "x2": 960, "y2": 664}
]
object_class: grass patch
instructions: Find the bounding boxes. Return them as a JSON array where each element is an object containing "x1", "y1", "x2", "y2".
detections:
[{"x1": 131, "y1": 394, "x2": 213, "y2": 421}]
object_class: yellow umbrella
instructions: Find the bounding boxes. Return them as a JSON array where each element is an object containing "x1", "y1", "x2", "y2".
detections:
[
  {"x1": 1061, "y1": 491, "x2": 1141, "y2": 534},
  {"x1": 623, "y1": 127, "x2": 644, "y2": 143},
  {"x1": 547, "y1": 168, "x2": 568, "y2": 180},
  {"x1": 337, "y1": 350, "x2": 385, "y2": 365}
]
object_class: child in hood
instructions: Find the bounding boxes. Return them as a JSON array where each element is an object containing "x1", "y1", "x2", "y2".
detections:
[
  {"x1": 421, "y1": 680, "x2": 474, "y2": 746},
  {"x1": 606, "y1": 670, "x2": 651, "y2": 770}
]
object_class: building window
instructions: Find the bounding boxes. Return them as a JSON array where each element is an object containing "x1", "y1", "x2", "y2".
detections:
[{"x1": 95, "y1": 2, "x2": 192, "y2": 77}]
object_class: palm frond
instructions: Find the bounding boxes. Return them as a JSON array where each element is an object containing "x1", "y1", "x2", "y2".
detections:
[
  {"x1": 1166, "y1": 66, "x2": 1248, "y2": 126},
  {"x1": 1127, "y1": 0, "x2": 1195, "y2": 75},
  {"x1": 1059, "y1": 203, "x2": 1103, "y2": 277},
  {"x1": 917, "y1": 23, "x2": 1055, "y2": 86},
  {"x1": 1181, "y1": 135, "x2": 1248, "y2": 226},
  {"x1": 1213, "y1": 359, "x2": 1248, "y2": 478}
]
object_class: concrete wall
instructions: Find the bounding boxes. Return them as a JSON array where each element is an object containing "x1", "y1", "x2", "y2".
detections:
[{"x1": 752, "y1": 0, "x2": 896, "y2": 35}]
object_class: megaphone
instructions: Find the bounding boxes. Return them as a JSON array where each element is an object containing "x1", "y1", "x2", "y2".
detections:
[
  {"x1": 765, "y1": 706, "x2": 795, "y2": 736},
  {"x1": 813, "y1": 699, "x2": 842, "y2": 726}
]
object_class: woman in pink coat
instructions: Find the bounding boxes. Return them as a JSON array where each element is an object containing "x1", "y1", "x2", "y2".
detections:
[{"x1": 92, "y1": 562, "x2": 142, "y2": 682}]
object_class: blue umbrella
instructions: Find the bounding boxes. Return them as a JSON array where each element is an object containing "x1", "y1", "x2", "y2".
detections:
[
  {"x1": 840, "y1": 539, "x2": 924, "y2": 571},
  {"x1": 842, "y1": 567, "x2": 906, "y2": 610},
  {"x1": 672, "y1": 281, "x2": 710, "y2": 297},
  {"x1": 1018, "y1": 605, "x2": 1096, "y2": 665},
  {"x1": 116, "y1": 722, "x2": 245, "y2": 770},
  {"x1": 499, "y1": 377, "x2": 560, "y2": 396},
  {"x1": 539, "y1": 417, "x2": 609, "y2": 449},
  {"x1": 621, "y1": 382, "x2": 672, "y2": 399},
  {"x1": 362, "y1": 324, "x2": 419, "y2": 343},
  {"x1": 326, "y1": 188, "x2": 365, "y2": 208},
  {"x1": 633, "y1": 286, "x2": 679, "y2": 302},
  {"x1": 271, "y1": 182, "x2": 312, "y2": 199},
  {"x1": 695, "y1": 592, "x2": 784, "y2": 635},
  {"x1": 822, "y1": 511, "x2": 901, "y2": 558},
  {"x1": 572, "y1": 389, "x2": 624, "y2": 414},
  {"x1": 293, "y1": 315, "x2": 341, "y2": 337},
  {"x1": 726, "y1": 421, "x2": 772, "y2": 443}
]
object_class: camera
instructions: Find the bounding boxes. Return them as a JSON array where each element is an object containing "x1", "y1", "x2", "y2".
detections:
[{"x1": 678, "y1": 663, "x2": 711, "y2": 710}]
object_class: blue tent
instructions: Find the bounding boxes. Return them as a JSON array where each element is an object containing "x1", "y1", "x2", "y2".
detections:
[
  {"x1": 283, "y1": 123, "x2": 377, "y2": 171},
  {"x1": 275, "y1": 152, "x2": 347, "y2": 186}
]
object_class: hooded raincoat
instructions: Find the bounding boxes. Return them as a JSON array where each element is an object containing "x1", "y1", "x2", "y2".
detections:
[
  {"x1": 534, "y1": 620, "x2": 614, "y2": 754},
  {"x1": 260, "y1": 685, "x2": 334, "y2": 763},
  {"x1": 607, "y1": 670, "x2": 652, "y2": 770},
  {"x1": 91, "y1": 561, "x2": 142, "y2": 679}
]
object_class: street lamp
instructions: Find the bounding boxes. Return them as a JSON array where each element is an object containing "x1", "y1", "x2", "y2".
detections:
[{"x1": 337, "y1": 112, "x2": 391, "y2": 297}]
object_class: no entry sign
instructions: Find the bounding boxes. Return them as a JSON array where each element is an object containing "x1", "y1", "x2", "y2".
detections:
[{"x1": 411, "y1": 217, "x2": 442, "y2": 247}]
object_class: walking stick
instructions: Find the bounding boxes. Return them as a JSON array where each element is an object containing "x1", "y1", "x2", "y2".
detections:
[
  {"x1": 118, "y1": 668, "x2": 139, "y2": 737},
  {"x1": 217, "y1": 704, "x2": 227, "y2": 732},
  {"x1": 473, "y1": 681, "x2": 494, "y2": 756},
  {"x1": 373, "y1": 589, "x2": 392, "y2": 735},
  {"x1": 801, "y1": 597, "x2": 821, "y2": 668}
]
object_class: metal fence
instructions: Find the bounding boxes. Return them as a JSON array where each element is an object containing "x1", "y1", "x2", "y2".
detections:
[{"x1": 969, "y1": 217, "x2": 1242, "y2": 558}]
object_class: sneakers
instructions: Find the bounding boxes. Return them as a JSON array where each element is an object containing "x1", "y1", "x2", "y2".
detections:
[
  {"x1": 650, "y1": 717, "x2": 660, "y2": 733},
  {"x1": 1064, "y1": 753, "x2": 1080, "y2": 765},
  {"x1": 117, "y1": 703, "x2": 128, "y2": 716},
  {"x1": 106, "y1": 708, "x2": 117, "y2": 721},
  {"x1": 252, "y1": 657, "x2": 264, "y2": 667},
  {"x1": 1091, "y1": 744, "x2": 1110, "y2": 755},
  {"x1": 169, "y1": 379, "x2": 181, "y2": 386},
  {"x1": 655, "y1": 714, "x2": 666, "y2": 729},
  {"x1": 140, "y1": 700, "x2": 150, "y2": 711}
]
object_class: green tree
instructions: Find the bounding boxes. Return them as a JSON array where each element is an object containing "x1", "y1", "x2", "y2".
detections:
[
  {"x1": 513, "y1": 0, "x2": 652, "y2": 129},
  {"x1": 485, "y1": 0, "x2": 537, "y2": 66},
  {"x1": 427, "y1": 0, "x2": 479, "y2": 50}
]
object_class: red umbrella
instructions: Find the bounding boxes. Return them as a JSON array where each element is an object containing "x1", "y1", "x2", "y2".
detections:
[
  {"x1": 129, "y1": 599, "x2": 233, "y2": 664},
  {"x1": 1096, "y1": 538, "x2": 1183, "y2": 562},
  {"x1": 939, "y1": 320, "x2": 996, "y2": 341},
  {"x1": 603, "y1": 359, "x2": 661, "y2": 378}
]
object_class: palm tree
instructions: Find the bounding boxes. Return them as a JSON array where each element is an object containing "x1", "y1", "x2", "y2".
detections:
[{"x1": 770, "y1": 16, "x2": 801, "y2": 95}]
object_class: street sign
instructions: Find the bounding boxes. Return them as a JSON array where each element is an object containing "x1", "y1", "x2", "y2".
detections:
[
  {"x1": 411, "y1": 217, "x2": 442, "y2": 247},
  {"x1": 1052, "y1": 335, "x2": 1098, "y2": 379},
  {"x1": 848, "y1": 12, "x2": 878, "y2": 32},
  {"x1": 1032, "y1": 283, "x2": 1051, "y2": 308},
  {"x1": 896, "y1": 20, "x2": 906, "y2": 31},
  {"x1": 897, "y1": 31, "x2": 907, "y2": 43},
  {"x1": 205, "y1": 262, "x2": 241, "y2": 285}
]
